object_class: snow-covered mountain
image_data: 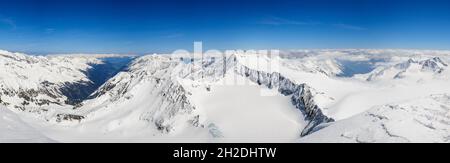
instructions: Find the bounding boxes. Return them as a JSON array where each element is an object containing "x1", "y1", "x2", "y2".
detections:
[
  {"x1": 298, "y1": 94, "x2": 450, "y2": 143},
  {"x1": 0, "y1": 50, "x2": 134, "y2": 120},
  {"x1": 54, "y1": 52, "x2": 332, "y2": 142},
  {"x1": 1, "y1": 49, "x2": 449, "y2": 143},
  {"x1": 365, "y1": 57, "x2": 449, "y2": 81},
  {"x1": 0, "y1": 50, "x2": 100, "y2": 110}
]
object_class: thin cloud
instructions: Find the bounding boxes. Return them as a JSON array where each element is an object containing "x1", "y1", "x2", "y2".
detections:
[
  {"x1": 259, "y1": 16, "x2": 320, "y2": 26},
  {"x1": 0, "y1": 18, "x2": 17, "y2": 30},
  {"x1": 164, "y1": 33, "x2": 184, "y2": 38},
  {"x1": 45, "y1": 28, "x2": 56, "y2": 34},
  {"x1": 333, "y1": 23, "x2": 367, "y2": 31}
]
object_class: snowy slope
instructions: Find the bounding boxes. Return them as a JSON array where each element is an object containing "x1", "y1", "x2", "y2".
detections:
[
  {"x1": 298, "y1": 94, "x2": 450, "y2": 143},
  {"x1": 0, "y1": 107, "x2": 54, "y2": 143}
]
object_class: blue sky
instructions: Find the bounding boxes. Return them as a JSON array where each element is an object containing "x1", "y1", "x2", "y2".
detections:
[{"x1": 0, "y1": 0, "x2": 450, "y2": 54}]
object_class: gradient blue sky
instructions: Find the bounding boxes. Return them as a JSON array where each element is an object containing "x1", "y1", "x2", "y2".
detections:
[{"x1": 0, "y1": 0, "x2": 450, "y2": 54}]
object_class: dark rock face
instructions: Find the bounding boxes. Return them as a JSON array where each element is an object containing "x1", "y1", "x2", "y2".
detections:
[
  {"x1": 56, "y1": 114, "x2": 85, "y2": 122},
  {"x1": 149, "y1": 81, "x2": 196, "y2": 133},
  {"x1": 189, "y1": 115, "x2": 202, "y2": 128},
  {"x1": 235, "y1": 64, "x2": 334, "y2": 137},
  {"x1": 154, "y1": 119, "x2": 172, "y2": 133},
  {"x1": 1, "y1": 87, "x2": 64, "y2": 109},
  {"x1": 0, "y1": 96, "x2": 6, "y2": 106},
  {"x1": 292, "y1": 86, "x2": 334, "y2": 136},
  {"x1": 1, "y1": 81, "x2": 96, "y2": 109},
  {"x1": 419, "y1": 57, "x2": 448, "y2": 73}
]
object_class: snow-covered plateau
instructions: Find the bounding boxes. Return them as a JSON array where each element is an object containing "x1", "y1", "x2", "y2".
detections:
[{"x1": 0, "y1": 49, "x2": 449, "y2": 143}]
